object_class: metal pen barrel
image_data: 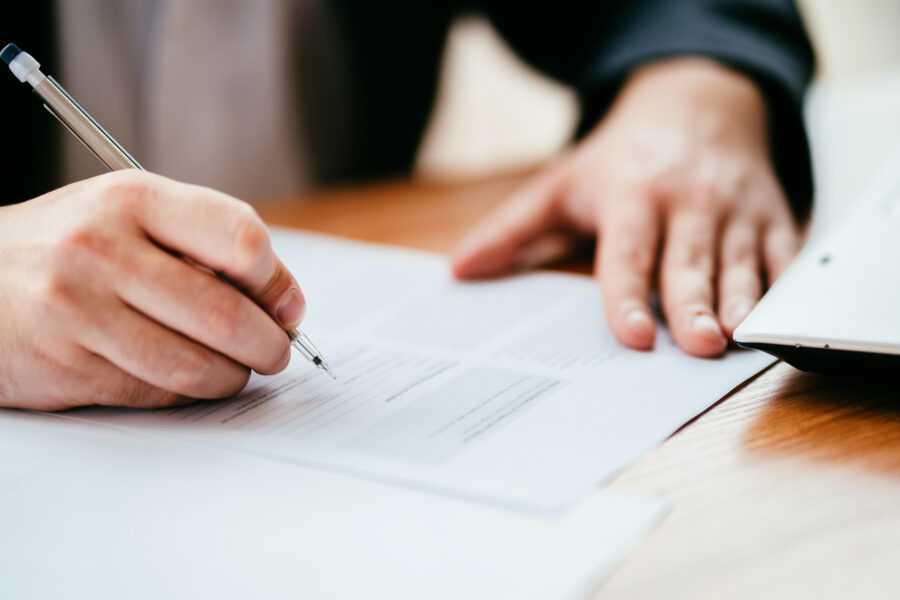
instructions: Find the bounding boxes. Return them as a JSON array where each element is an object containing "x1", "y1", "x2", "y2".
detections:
[{"x1": 34, "y1": 76, "x2": 142, "y2": 171}]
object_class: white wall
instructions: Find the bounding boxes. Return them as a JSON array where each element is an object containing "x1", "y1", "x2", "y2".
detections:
[
  {"x1": 415, "y1": 17, "x2": 577, "y2": 180},
  {"x1": 799, "y1": 0, "x2": 900, "y2": 80}
]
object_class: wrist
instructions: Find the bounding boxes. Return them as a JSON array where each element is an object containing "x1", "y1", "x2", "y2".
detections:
[{"x1": 604, "y1": 57, "x2": 769, "y2": 152}]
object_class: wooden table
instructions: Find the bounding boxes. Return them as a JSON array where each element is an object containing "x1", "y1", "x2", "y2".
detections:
[{"x1": 259, "y1": 174, "x2": 900, "y2": 599}]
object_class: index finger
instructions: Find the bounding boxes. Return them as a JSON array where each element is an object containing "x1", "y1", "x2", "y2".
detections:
[
  {"x1": 116, "y1": 172, "x2": 307, "y2": 328},
  {"x1": 451, "y1": 165, "x2": 568, "y2": 279}
]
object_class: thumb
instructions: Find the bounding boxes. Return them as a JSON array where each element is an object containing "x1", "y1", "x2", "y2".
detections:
[{"x1": 451, "y1": 165, "x2": 569, "y2": 279}]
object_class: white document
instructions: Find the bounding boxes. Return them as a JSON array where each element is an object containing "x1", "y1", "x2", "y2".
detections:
[
  {"x1": 66, "y1": 230, "x2": 773, "y2": 511},
  {"x1": 0, "y1": 410, "x2": 667, "y2": 600}
]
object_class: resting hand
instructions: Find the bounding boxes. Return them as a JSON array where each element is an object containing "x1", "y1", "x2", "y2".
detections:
[
  {"x1": 452, "y1": 58, "x2": 800, "y2": 358},
  {"x1": 0, "y1": 171, "x2": 305, "y2": 410}
]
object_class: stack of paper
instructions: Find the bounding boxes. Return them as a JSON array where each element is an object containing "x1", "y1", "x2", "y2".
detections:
[
  {"x1": 67, "y1": 230, "x2": 771, "y2": 512},
  {"x1": 0, "y1": 410, "x2": 666, "y2": 599},
  {"x1": 0, "y1": 230, "x2": 772, "y2": 598}
]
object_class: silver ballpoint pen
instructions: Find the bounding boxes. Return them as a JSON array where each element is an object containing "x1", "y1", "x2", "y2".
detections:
[{"x1": 2, "y1": 43, "x2": 336, "y2": 379}]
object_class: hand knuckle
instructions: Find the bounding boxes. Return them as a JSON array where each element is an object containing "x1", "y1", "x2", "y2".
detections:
[
  {"x1": 33, "y1": 270, "x2": 80, "y2": 320},
  {"x1": 257, "y1": 266, "x2": 295, "y2": 305},
  {"x1": 57, "y1": 223, "x2": 117, "y2": 265},
  {"x1": 169, "y1": 349, "x2": 211, "y2": 396},
  {"x1": 100, "y1": 170, "x2": 154, "y2": 210},
  {"x1": 723, "y1": 239, "x2": 756, "y2": 266},
  {"x1": 676, "y1": 243, "x2": 712, "y2": 271},
  {"x1": 612, "y1": 233, "x2": 652, "y2": 272},
  {"x1": 629, "y1": 176, "x2": 665, "y2": 200},
  {"x1": 685, "y1": 183, "x2": 721, "y2": 211},
  {"x1": 232, "y1": 205, "x2": 269, "y2": 270},
  {"x1": 202, "y1": 291, "x2": 245, "y2": 340}
]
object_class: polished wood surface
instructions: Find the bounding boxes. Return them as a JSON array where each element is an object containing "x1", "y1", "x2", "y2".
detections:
[
  {"x1": 260, "y1": 174, "x2": 522, "y2": 255},
  {"x1": 259, "y1": 175, "x2": 900, "y2": 599}
]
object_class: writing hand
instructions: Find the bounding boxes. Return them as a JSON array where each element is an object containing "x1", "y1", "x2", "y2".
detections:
[{"x1": 0, "y1": 171, "x2": 305, "y2": 410}]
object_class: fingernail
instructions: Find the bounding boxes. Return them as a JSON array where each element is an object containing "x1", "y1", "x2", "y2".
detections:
[
  {"x1": 276, "y1": 288, "x2": 305, "y2": 327},
  {"x1": 727, "y1": 302, "x2": 754, "y2": 326},
  {"x1": 625, "y1": 308, "x2": 654, "y2": 336},
  {"x1": 690, "y1": 313, "x2": 723, "y2": 337}
]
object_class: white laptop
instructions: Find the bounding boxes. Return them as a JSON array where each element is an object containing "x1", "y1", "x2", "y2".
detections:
[{"x1": 733, "y1": 163, "x2": 900, "y2": 372}]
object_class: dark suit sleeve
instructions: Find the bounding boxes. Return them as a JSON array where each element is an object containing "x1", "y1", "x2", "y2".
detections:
[{"x1": 481, "y1": 0, "x2": 816, "y2": 216}]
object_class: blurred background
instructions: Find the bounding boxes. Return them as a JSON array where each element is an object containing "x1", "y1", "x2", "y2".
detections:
[{"x1": 416, "y1": 0, "x2": 900, "y2": 232}]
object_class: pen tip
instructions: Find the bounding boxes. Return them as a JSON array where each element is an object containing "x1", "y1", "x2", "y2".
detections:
[{"x1": 320, "y1": 362, "x2": 337, "y2": 380}]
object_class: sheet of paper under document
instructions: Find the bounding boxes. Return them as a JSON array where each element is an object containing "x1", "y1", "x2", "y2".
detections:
[
  {"x1": 61, "y1": 229, "x2": 773, "y2": 512},
  {"x1": 0, "y1": 409, "x2": 667, "y2": 600}
]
